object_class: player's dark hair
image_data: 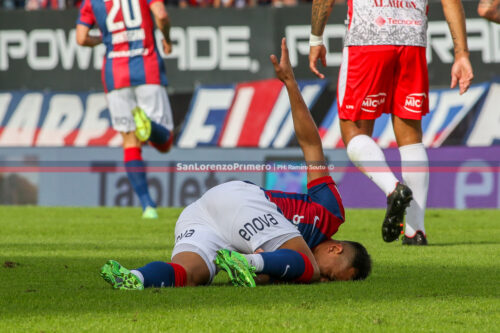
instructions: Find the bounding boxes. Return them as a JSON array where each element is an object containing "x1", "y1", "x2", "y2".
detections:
[{"x1": 344, "y1": 241, "x2": 372, "y2": 281}]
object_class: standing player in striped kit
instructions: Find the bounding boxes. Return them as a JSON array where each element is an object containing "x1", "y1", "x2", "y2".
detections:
[
  {"x1": 76, "y1": 0, "x2": 175, "y2": 218},
  {"x1": 309, "y1": 0, "x2": 474, "y2": 245}
]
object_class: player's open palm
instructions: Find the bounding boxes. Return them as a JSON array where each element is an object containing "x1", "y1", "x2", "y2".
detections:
[
  {"x1": 270, "y1": 38, "x2": 295, "y2": 84},
  {"x1": 451, "y1": 56, "x2": 474, "y2": 95}
]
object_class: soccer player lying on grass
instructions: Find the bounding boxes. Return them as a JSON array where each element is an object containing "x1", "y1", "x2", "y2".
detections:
[{"x1": 100, "y1": 38, "x2": 371, "y2": 289}]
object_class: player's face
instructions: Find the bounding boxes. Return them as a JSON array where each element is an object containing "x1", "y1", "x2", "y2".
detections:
[
  {"x1": 316, "y1": 248, "x2": 356, "y2": 282},
  {"x1": 320, "y1": 260, "x2": 356, "y2": 282}
]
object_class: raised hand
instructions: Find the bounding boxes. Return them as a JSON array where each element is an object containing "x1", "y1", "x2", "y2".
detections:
[{"x1": 270, "y1": 38, "x2": 296, "y2": 85}]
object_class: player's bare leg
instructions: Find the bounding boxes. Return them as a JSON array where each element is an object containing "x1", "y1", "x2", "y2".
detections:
[
  {"x1": 122, "y1": 132, "x2": 158, "y2": 219},
  {"x1": 392, "y1": 116, "x2": 422, "y2": 146},
  {"x1": 171, "y1": 252, "x2": 211, "y2": 286},
  {"x1": 478, "y1": 0, "x2": 500, "y2": 23},
  {"x1": 392, "y1": 115, "x2": 428, "y2": 245},
  {"x1": 341, "y1": 119, "x2": 412, "y2": 242}
]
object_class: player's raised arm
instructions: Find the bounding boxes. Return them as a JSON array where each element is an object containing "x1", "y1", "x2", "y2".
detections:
[
  {"x1": 150, "y1": 1, "x2": 172, "y2": 55},
  {"x1": 309, "y1": 0, "x2": 336, "y2": 79},
  {"x1": 441, "y1": 0, "x2": 474, "y2": 94},
  {"x1": 271, "y1": 38, "x2": 329, "y2": 183}
]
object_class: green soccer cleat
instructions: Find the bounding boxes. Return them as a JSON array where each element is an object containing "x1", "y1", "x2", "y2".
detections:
[
  {"x1": 132, "y1": 107, "x2": 152, "y2": 142},
  {"x1": 100, "y1": 260, "x2": 144, "y2": 290},
  {"x1": 142, "y1": 206, "x2": 158, "y2": 219},
  {"x1": 214, "y1": 249, "x2": 257, "y2": 287}
]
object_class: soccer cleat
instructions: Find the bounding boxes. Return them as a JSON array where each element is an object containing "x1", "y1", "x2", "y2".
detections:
[
  {"x1": 214, "y1": 249, "x2": 256, "y2": 287},
  {"x1": 142, "y1": 206, "x2": 158, "y2": 219},
  {"x1": 402, "y1": 231, "x2": 428, "y2": 246},
  {"x1": 100, "y1": 260, "x2": 144, "y2": 290},
  {"x1": 132, "y1": 107, "x2": 152, "y2": 142},
  {"x1": 382, "y1": 183, "x2": 413, "y2": 242}
]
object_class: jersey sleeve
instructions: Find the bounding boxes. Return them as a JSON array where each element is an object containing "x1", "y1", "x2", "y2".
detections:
[
  {"x1": 307, "y1": 176, "x2": 345, "y2": 223},
  {"x1": 77, "y1": 0, "x2": 96, "y2": 28}
]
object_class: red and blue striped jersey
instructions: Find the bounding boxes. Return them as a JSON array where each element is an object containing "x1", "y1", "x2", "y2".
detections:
[
  {"x1": 77, "y1": 0, "x2": 168, "y2": 92},
  {"x1": 264, "y1": 176, "x2": 345, "y2": 249}
]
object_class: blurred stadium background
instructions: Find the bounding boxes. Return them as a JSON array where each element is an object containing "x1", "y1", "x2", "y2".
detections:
[{"x1": 0, "y1": 0, "x2": 498, "y2": 210}]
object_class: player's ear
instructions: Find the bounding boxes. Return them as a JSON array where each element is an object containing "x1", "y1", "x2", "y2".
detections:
[{"x1": 328, "y1": 242, "x2": 344, "y2": 255}]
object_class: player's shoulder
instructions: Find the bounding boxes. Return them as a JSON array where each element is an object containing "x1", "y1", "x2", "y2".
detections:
[
  {"x1": 306, "y1": 176, "x2": 344, "y2": 218},
  {"x1": 306, "y1": 176, "x2": 336, "y2": 191},
  {"x1": 265, "y1": 188, "x2": 309, "y2": 201}
]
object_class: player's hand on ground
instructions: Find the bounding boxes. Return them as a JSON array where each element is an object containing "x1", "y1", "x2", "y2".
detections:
[
  {"x1": 162, "y1": 39, "x2": 172, "y2": 55},
  {"x1": 309, "y1": 45, "x2": 327, "y2": 79},
  {"x1": 450, "y1": 55, "x2": 473, "y2": 95},
  {"x1": 270, "y1": 38, "x2": 295, "y2": 85}
]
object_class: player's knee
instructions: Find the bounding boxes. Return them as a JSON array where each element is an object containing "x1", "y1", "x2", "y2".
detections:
[
  {"x1": 121, "y1": 132, "x2": 141, "y2": 148},
  {"x1": 172, "y1": 252, "x2": 210, "y2": 286},
  {"x1": 340, "y1": 120, "x2": 373, "y2": 146}
]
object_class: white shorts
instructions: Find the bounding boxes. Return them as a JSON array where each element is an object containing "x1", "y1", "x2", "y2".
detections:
[
  {"x1": 106, "y1": 84, "x2": 174, "y2": 133},
  {"x1": 171, "y1": 181, "x2": 301, "y2": 282}
]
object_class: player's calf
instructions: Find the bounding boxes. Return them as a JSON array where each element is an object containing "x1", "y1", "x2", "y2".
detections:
[
  {"x1": 123, "y1": 146, "x2": 157, "y2": 217},
  {"x1": 131, "y1": 261, "x2": 187, "y2": 288},
  {"x1": 149, "y1": 132, "x2": 174, "y2": 153},
  {"x1": 248, "y1": 249, "x2": 315, "y2": 283},
  {"x1": 101, "y1": 260, "x2": 188, "y2": 290},
  {"x1": 216, "y1": 249, "x2": 315, "y2": 286}
]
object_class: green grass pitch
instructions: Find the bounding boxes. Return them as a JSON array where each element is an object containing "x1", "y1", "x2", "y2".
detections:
[{"x1": 1, "y1": 207, "x2": 499, "y2": 332}]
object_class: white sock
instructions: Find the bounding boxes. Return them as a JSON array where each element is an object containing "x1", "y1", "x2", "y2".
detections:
[
  {"x1": 243, "y1": 254, "x2": 264, "y2": 272},
  {"x1": 130, "y1": 269, "x2": 145, "y2": 284},
  {"x1": 346, "y1": 134, "x2": 399, "y2": 196},
  {"x1": 399, "y1": 143, "x2": 428, "y2": 237}
]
